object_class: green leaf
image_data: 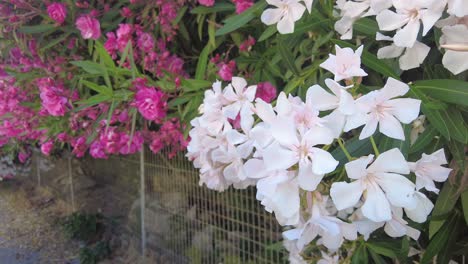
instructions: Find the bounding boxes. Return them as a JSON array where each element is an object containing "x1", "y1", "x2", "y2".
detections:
[
  {"x1": 332, "y1": 134, "x2": 380, "y2": 166},
  {"x1": 215, "y1": 1, "x2": 267, "y2": 36},
  {"x1": 354, "y1": 18, "x2": 379, "y2": 36},
  {"x1": 95, "y1": 41, "x2": 115, "y2": 69},
  {"x1": 333, "y1": 39, "x2": 400, "y2": 79},
  {"x1": 81, "y1": 80, "x2": 113, "y2": 96},
  {"x1": 40, "y1": 32, "x2": 72, "y2": 51},
  {"x1": 368, "y1": 249, "x2": 387, "y2": 264},
  {"x1": 181, "y1": 79, "x2": 212, "y2": 92},
  {"x1": 190, "y1": 3, "x2": 235, "y2": 14},
  {"x1": 278, "y1": 37, "x2": 300, "y2": 76},
  {"x1": 352, "y1": 243, "x2": 369, "y2": 264},
  {"x1": 448, "y1": 140, "x2": 465, "y2": 172},
  {"x1": 172, "y1": 6, "x2": 188, "y2": 26},
  {"x1": 19, "y1": 24, "x2": 56, "y2": 34},
  {"x1": 409, "y1": 88, "x2": 451, "y2": 139},
  {"x1": 413, "y1": 79, "x2": 468, "y2": 107},
  {"x1": 71, "y1": 61, "x2": 104, "y2": 75},
  {"x1": 293, "y1": 18, "x2": 330, "y2": 35},
  {"x1": 440, "y1": 107, "x2": 468, "y2": 144},
  {"x1": 422, "y1": 213, "x2": 461, "y2": 264},
  {"x1": 429, "y1": 180, "x2": 460, "y2": 238},
  {"x1": 378, "y1": 125, "x2": 410, "y2": 158},
  {"x1": 258, "y1": 26, "x2": 277, "y2": 42},
  {"x1": 462, "y1": 191, "x2": 468, "y2": 225},
  {"x1": 75, "y1": 94, "x2": 112, "y2": 107},
  {"x1": 409, "y1": 125, "x2": 437, "y2": 154},
  {"x1": 367, "y1": 241, "x2": 398, "y2": 259}
]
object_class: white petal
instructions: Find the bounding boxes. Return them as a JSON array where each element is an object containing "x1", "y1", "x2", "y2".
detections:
[
  {"x1": 384, "y1": 220, "x2": 407, "y2": 237},
  {"x1": 322, "y1": 111, "x2": 345, "y2": 139},
  {"x1": 231, "y1": 77, "x2": 247, "y2": 93},
  {"x1": 420, "y1": 9, "x2": 443, "y2": 36},
  {"x1": 387, "y1": 98, "x2": 421, "y2": 124},
  {"x1": 226, "y1": 129, "x2": 247, "y2": 145},
  {"x1": 330, "y1": 181, "x2": 364, "y2": 210},
  {"x1": 379, "y1": 77, "x2": 410, "y2": 101},
  {"x1": 306, "y1": 84, "x2": 339, "y2": 111},
  {"x1": 263, "y1": 142, "x2": 298, "y2": 170},
  {"x1": 377, "y1": 172, "x2": 416, "y2": 208},
  {"x1": 277, "y1": 14, "x2": 295, "y2": 34},
  {"x1": 345, "y1": 155, "x2": 373, "y2": 180},
  {"x1": 405, "y1": 192, "x2": 434, "y2": 223},
  {"x1": 378, "y1": 44, "x2": 405, "y2": 60},
  {"x1": 399, "y1": 42, "x2": 430, "y2": 70},
  {"x1": 359, "y1": 114, "x2": 378, "y2": 140},
  {"x1": 270, "y1": 117, "x2": 299, "y2": 146},
  {"x1": 298, "y1": 162, "x2": 323, "y2": 191},
  {"x1": 223, "y1": 102, "x2": 242, "y2": 119},
  {"x1": 378, "y1": 113, "x2": 405, "y2": 140},
  {"x1": 303, "y1": 126, "x2": 335, "y2": 146},
  {"x1": 244, "y1": 85, "x2": 257, "y2": 102},
  {"x1": 244, "y1": 158, "x2": 267, "y2": 179},
  {"x1": 289, "y1": 2, "x2": 307, "y2": 21},
  {"x1": 338, "y1": 89, "x2": 356, "y2": 115},
  {"x1": 255, "y1": 98, "x2": 276, "y2": 123},
  {"x1": 376, "y1": 10, "x2": 409, "y2": 31},
  {"x1": 368, "y1": 148, "x2": 409, "y2": 174},
  {"x1": 361, "y1": 183, "x2": 392, "y2": 222},
  {"x1": 394, "y1": 18, "x2": 420, "y2": 48},
  {"x1": 311, "y1": 148, "x2": 339, "y2": 175},
  {"x1": 442, "y1": 50, "x2": 468, "y2": 75},
  {"x1": 261, "y1": 8, "x2": 283, "y2": 25}
]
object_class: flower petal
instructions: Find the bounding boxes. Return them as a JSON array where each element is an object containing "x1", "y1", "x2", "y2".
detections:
[
  {"x1": 368, "y1": 148, "x2": 410, "y2": 174},
  {"x1": 387, "y1": 98, "x2": 421, "y2": 124},
  {"x1": 345, "y1": 155, "x2": 373, "y2": 179},
  {"x1": 330, "y1": 181, "x2": 364, "y2": 210},
  {"x1": 377, "y1": 172, "x2": 416, "y2": 209},
  {"x1": 263, "y1": 142, "x2": 298, "y2": 171},
  {"x1": 311, "y1": 148, "x2": 339, "y2": 175},
  {"x1": 393, "y1": 18, "x2": 420, "y2": 48},
  {"x1": 298, "y1": 161, "x2": 323, "y2": 191},
  {"x1": 261, "y1": 8, "x2": 283, "y2": 25},
  {"x1": 361, "y1": 183, "x2": 392, "y2": 222},
  {"x1": 378, "y1": 113, "x2": 405, "y2": 140}
]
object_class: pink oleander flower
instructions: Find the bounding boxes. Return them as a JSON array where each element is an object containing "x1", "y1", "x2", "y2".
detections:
[
  {"x1": 121, "y1": 7, "x2": 132, "y2": 18},
  {"x1": 37, "y1": 78, "x2": 69, "y2": 116},
  {"x1": 18, "y1": 151, "x2": 30, "y2": 163},
  {"x1": 198, "y1": 0, "x2": 215, "y2": 6},
  {"x1": 71, "y1": 136, "x2": 87, "y2": 157},
  {"x1": 218, "y1": 60, "x2": 236, "y2": 81},
  {"x1": 75, "y1": 15, "x2": 101, "y2": 40},
  {"x1": 47, "y1": 3, "x2": 67, "y2": 24},
  {"x1": 40, "y1": 141, "x2": 54, "y2": 156},
  {"x1": 119, "y1": 131, "x2": 143, "y2": 155},
  {"x1": 137, "y1": 32, "x2": 155, "y2": 52},
  {"x1": 90, "y1": 141, "x2": 107, "y2": 159},
  {"x1": 239, "y1": 36, "x2": 256, "y2": 52},
  {"x1": 134, "y1": 83, "x2": 167, "y2": 122},
  {"x1": 233, "y1": 0, "x2": 254, "y2": 14},
  {"x1": 255, "y1": 82, "x2": 277, "y2": 103}
]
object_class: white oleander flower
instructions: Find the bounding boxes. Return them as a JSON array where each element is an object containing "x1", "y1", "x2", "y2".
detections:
[
  {"x1": 376, "y1": 0, "x2": 446, "y2": 48},
  {"x1": 334, "y1": 0, "x2": 392, "y2": 39},
  {"x1": 376, "y1": 33, "x2": 431, "y2": 71},
  {"x1": 283, "y1": 194, "x2": 357, "y2": 251},
  {"x1": 439, "y1": 20, "x2": 468, "y2": 75},
  {"x1": 261, "y1": 0, "x2": 306, "y2": 34},
  {"x1": 344, "y1": 77, "x2": 421, "y2": 140},
  {"x1": 320, "y1": 45, "x2": 368, "y2": 82},
  {"x1": 331, "y1": 148, "x2": 417, "y2": 222},
  {"x1": 408, "y1": 149, "x2": 452, "y2": 194}
]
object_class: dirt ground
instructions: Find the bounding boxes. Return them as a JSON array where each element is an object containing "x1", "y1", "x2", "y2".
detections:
[{"x1": 0, "y1": 180, "x2": 80, "y2": 264}]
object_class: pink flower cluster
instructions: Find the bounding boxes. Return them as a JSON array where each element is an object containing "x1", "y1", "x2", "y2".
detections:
[
  {"x1": 47, "y1": 2, "x2": 67, "y2": 24},
  {"x1": 37, "y1": 78, "x2": 69, "y2": 116},
  {"x1": 104, "y1": 24, "x2": 186, "y2": 79},
  {"x1": 132, "y1": 78, "x2": 167, "y2": 122},
  {"x1": 75, "y1": 15, "x2": 101, "y2": 40},
  {"x1": 148, "y1": 119, "x2": 188, "y2": 158}
]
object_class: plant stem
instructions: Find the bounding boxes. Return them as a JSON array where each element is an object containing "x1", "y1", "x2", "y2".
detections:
[
  {"x1": 370, "y1": 136, "x2": 380, "y2": 156},
  {"x1": 338, "y1": 138, "x2": 352, "y2": 161}
]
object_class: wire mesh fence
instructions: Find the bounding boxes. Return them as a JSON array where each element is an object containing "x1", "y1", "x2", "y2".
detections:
[{"x1": 30, "y1": 148, "x2": 285, "y2": 263}]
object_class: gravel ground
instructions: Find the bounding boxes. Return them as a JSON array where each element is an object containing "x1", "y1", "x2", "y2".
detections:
[{"x1": 0, "y1": 181, "x2": 80, "y2": 264}]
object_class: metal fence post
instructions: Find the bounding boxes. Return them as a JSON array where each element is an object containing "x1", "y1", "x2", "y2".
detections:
[
  {"x1": 67, "y1": 154, "x2": 75, "y2": 212},
  {"x1": 140, "y1": 148, "x2": 146, "y2": 258}
]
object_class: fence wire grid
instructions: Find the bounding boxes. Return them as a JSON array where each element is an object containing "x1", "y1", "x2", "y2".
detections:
[{"x1": 32, "y1": 148, "x2": 285, "y2": 263}]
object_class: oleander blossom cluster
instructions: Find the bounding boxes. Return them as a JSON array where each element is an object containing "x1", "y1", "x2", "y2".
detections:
[
  {"x1": 187, "y1": 46, "x2": 452, "y2": 263},
  {"x1": 262, "y1": 0, "x2": 468, "y2": 74}
]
